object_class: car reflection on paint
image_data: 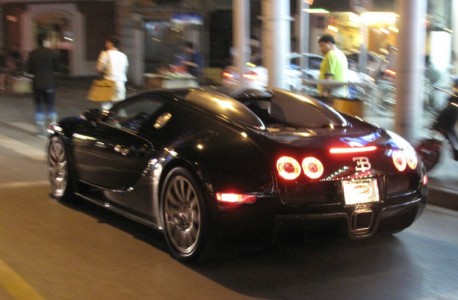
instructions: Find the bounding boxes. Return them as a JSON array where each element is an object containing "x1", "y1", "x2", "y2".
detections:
[{"x1": 46, "y1": 87, "x2": 427, "y2": 262}]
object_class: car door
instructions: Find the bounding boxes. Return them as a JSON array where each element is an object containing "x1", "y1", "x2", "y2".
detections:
[{"x1": 73, "y1": 97, "x2": 164, "y2": 190}]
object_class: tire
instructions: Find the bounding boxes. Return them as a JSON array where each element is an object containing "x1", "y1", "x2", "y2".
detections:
[
  {"x1": 415, "y1": 138, "x2": 442, "y2": 172},
  {"x1": 160, "y1": 167, "x2": 220, "y2": 262},
  {"x1": 47, "y1": 135, "x2": 76, "y2": 201}
]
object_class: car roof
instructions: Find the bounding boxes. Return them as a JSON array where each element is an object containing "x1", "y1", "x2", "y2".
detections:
[
  {"x1": 142, "y1": 87, "x2": 348, "y2": 130},
  {"x1": 178, "y1": 88, "x2": 266, "y2": 129}
]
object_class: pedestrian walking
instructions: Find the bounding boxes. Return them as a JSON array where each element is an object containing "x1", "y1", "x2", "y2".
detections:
[
  {"x1": 26, "y1": 33, "x2": 59, "y2": 137},
  {"x1": 317, "y1": 34, "x2": 349, "y2": 99},
  {"x1": 96, "y1": 36, "x2": 129, "y2": 110}
]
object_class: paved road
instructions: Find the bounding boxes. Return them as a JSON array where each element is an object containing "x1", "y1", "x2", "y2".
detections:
[
  {"x1": 0, "y1": 178, "x2": 458, "y2": 299},
  {"x1": 0, "y1": 81, "x2": 458, "y2": 299}
]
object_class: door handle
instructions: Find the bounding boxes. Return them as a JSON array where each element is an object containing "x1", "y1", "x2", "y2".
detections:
[{"x1": 114, "y1": 144, "x2": 130, "y2": 156}]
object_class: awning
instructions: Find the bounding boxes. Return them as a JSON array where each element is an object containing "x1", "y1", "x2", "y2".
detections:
[
  {"x1": 171, "y1": 13, "x2": 203, "y2": 25},
  {"x1": 311, "y1": 0, "x2": 395, "y2": 13}
]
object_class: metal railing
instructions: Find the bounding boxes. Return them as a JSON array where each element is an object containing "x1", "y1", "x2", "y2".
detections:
[{"x1": 301, "y1": 78, "x2": 377, "y2": 101}]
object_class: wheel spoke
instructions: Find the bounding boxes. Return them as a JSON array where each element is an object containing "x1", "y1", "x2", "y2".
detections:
[
  {"x1": 163, "y1": 172, "x2": 202, "y2": 255},
  {"x1": 47, "y1": 138, "x2": 68, "y2": 198},
  {"x1": 166, "y1": 189, "x2": 181, "y2": 208}
]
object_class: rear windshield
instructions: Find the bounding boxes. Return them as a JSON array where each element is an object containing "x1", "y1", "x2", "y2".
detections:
[
  {"x1": 184, "y1": 90, "x2": 265, "y2": 129},
  {"x1": 268, "y1": 89, "x2": 348, "y2": 128}
]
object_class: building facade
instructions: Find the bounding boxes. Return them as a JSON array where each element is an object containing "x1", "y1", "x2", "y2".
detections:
[
  {"x1": 0, "y1": 0, "x2": 235, "y2": 85},
  {"x1": 0, "y1": 0, "x2": 456, "y2": 86}
]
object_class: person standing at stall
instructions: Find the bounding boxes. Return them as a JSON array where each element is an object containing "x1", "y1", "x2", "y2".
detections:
[
  {"x1": 175, "y1": 41, "x2": 202, "y2": 79},
  {"x1": 96, "y1": 36, "x2": 129, "y2": 110},
  {"x1": 27, "y1": 33, "x2": 59, "y2": 137},
  {"x1": 317, "y1": 34, "x2": 349, "y2": 99}
]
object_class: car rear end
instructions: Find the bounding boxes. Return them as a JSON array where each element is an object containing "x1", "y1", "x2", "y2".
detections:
[
  {"x1": 208, "y1": 124, "x2": 427, "y2": 242},
  {"x1": 270, "y1": 129, "x2": 427, "y2": 238}
]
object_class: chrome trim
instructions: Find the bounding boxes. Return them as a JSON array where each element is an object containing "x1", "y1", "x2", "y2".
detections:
[{"x1": 74, "y1": 192, "x2": 162, "y2": 232}]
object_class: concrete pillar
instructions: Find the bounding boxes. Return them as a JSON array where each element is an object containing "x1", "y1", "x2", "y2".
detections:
[
  {"x1": 261, "y1": 0, "x2": 291, "y2": 89},
  {"x1": 233, "y1": 0, "x2": 250, "y2": 87},
  {"x1": 453, "y1": 0, "x2": 458, "y2": 72},
  {"x1": 117, "y1": 0, "x2": 144, "y2": 86},
  {"x1": 129, "y1": 13, "x2": 145, "y2": 87},
  {"x1": 0, "y1": 6, "x2": 4, "y2": 49},
  {"x1": 394, "y1": 0, "x2": 427, "y2": 143},
  {"x1": 298, "y1": 0, "x2": 310, "y2": 72},
  {"x1": 19, "y1": 11, "x2": 33, "y2": 54}
]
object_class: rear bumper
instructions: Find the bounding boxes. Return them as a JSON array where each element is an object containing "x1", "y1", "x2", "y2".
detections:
[
  {"x1": 274, "y1": 197, "x2": 425, "y2": 239},
  {"x1": 209, "y1": 192, "x2": 427, "y2": 241}
]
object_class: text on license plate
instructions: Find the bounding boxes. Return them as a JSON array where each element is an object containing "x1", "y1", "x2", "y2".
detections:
[{"x1": 342, "y1": 178, "x2": 379, "y2": 205}]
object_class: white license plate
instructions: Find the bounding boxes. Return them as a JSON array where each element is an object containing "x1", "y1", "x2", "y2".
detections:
[{"x1": 342, "y1": 178, "x2": 379, "y2": 205}]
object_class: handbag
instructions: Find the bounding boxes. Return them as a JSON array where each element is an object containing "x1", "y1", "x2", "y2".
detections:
[
  {"x1": 87, "y1": 78, "x2": 116, "y2": 101},
  {"x1": 87, "y1": 51, "x2": 116, "y2": 101}
]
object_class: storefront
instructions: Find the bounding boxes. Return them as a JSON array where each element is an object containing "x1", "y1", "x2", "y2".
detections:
[
  {"x1": 1, "y1": 1, "x2": 115, "y2": 76},
  {"x1": 308, "y1": 0, "x2": 454, "y2": 74}
]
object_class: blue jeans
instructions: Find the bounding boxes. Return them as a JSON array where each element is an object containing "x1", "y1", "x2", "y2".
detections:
[{"x1": 34, "y1": 88, "x2": 57, "y2": 124}]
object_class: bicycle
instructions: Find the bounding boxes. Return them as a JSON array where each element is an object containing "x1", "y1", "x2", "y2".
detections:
[{"x1": 371, "y1": 70, "x2": 438, "y2": 117}]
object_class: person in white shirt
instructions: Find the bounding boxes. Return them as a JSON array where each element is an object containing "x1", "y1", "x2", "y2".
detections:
[{"x1": 96, "y1": 36, "x2": 129, "y2": 110}]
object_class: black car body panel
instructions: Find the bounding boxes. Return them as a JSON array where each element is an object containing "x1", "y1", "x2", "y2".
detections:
[{"x1": 48, "y1": 87, "x2": 427, "y2": 258}]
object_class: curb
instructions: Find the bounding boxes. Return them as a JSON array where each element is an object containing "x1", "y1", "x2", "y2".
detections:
[{"x1": 427, "y1": 185, "x2": 458, "y2": 211}]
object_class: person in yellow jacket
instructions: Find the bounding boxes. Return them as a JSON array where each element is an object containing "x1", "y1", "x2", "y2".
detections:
[{"x1": 317, "y1": 34, "x2": 349, "y2": 98}]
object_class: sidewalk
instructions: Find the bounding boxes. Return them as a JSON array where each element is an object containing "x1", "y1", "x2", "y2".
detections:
[{"x1": 3, "y1": 77, "x2": 457, "y2": 210}]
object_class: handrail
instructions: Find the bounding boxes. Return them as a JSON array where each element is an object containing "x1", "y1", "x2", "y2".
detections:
[
  {"x1": 302, "y1": 78, "x2": 377, "y2": 89},
  {"x1": 302, "y1": 78, "x2": 377, "y2": 101}
]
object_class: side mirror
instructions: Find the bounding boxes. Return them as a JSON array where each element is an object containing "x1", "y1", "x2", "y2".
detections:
[{"x1": 82, "y1": 108, "x2": 102, "y2": 123}]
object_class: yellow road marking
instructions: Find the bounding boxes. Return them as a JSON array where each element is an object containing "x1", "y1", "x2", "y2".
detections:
[
  {"x1": 0, "y1": 259, "x2": 45, "y2": 300},
  {"x1": 0, "y1": 181, "x2": 48, "y2": 190}
]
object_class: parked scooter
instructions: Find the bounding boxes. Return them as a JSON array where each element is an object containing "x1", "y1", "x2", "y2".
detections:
[{"x1": 415, "y1": 79, "x2": 458, "y2": 171}]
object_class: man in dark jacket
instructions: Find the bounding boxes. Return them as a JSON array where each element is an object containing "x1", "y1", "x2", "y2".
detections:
[{"x1": 27, "y1": 33, "x2": 59, "y2": 136}]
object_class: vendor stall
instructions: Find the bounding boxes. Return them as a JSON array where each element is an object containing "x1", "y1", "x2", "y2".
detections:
[{"x1": 144, "y1": 73, "x2": 198, "y2": 89}]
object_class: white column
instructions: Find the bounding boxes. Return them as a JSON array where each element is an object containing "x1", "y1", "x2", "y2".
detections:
[
  {"x1": 233, "y1": 0, "x2": 250, "y2": 87},
  {"x1": 129, "y1": 13, "x2": 144, "y2": 86},
  {"x1": 261, "y1": 0, "x2": 291, "y2": 89},
  {"x1": 298, "y1": 0, "x2": 310, "y2": 72},
  {"x1": 453, "y1": 0, "x2": 458, "y2": 72},
  {"x1": 394, "y1": 0, "x2": 427, "y2": 142}
]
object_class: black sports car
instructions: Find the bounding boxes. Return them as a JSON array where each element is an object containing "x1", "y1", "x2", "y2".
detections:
[{"x1": 47, "y1": 87, "x2": 428, "y2": 261}]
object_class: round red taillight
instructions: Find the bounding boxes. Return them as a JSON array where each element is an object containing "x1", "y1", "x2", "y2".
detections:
[
  {"x1": 406, "y1": 151, "x2": 418, "y2": 170},
  {"x1": 392, "y1": 150, "x2": 407, "y2": 172},
  {"x1": 302, "y1": 157, "x2": 324, "y2": 179},
  {"x1": 277, "y1": 156, "x2": 301, "y2": 180}
]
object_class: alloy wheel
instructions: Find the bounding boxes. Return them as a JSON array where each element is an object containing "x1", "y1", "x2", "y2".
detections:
[
  {"x1": 48, "y1": 137, "x2": 68, "y2": 199},
  {"x1": 163, "y1": 174, "x2": 201, "y2": 256}
]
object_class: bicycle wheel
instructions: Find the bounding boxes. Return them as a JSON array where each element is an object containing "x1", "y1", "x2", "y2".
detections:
[{"x1": 373, "y1": 81, "x2": 396, "y2": 117}]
